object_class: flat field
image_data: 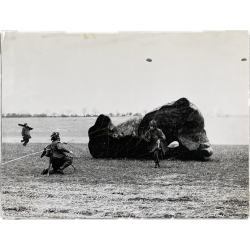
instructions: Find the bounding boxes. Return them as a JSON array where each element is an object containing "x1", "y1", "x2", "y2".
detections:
[{"x1": 1, "y1": 143, "x2": 248, "y2": 219}]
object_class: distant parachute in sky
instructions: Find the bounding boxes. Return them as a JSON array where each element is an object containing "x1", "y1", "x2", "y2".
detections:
[
  {"x1": 146, "y1": 58, "x2": 152, "y2": 62},
  {"x1": 241, "y1": 58, "x2": 247, "y2": 61}
]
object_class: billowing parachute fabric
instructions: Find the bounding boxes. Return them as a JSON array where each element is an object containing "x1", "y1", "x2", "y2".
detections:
[
  {"x1": 88, "y1": 98, "x2": 213, "y2": 160},
  {"x1": 116, "y1": 116, "x2": 143, "y2": 137},
  {"x1": 139, "y1": 98, "x2": 213, "y2": 158},
  {"x1": 88, "y1": 115, "x2": 149, "y2": 159}
]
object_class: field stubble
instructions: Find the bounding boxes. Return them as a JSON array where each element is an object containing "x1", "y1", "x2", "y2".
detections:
[{"x1": 1, "y1": 143, "x2": 249, "y2": 219}]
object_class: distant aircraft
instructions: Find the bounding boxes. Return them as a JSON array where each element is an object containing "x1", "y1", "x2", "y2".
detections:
[{"x1": 146, "y1": 58, "x2": 152, "y2": 62}]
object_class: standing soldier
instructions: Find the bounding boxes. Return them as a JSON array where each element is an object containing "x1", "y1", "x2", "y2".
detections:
[
  {"x1": 19, "y1": 123, "x2": 33, "y2": 146},
  {"x1": 41, "y1": 132, "x2": 74, "y2": 175},
  {"x1": 144, "y1": 120, "x2": 167, "y2": 168}
]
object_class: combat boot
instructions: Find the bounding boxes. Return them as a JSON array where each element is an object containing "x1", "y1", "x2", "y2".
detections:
[{"x1": 41, "y1": 168, "x2": 48, "y2": 175}]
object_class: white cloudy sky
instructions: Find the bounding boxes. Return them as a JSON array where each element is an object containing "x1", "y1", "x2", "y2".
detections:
[{"x1": 2, "y1": 31, "x2": 249, "y2": 116}]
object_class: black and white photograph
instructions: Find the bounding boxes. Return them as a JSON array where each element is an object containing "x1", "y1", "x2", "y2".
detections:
[{"x1": 1, "y1": 30, "x2": 249, "y2": 219}]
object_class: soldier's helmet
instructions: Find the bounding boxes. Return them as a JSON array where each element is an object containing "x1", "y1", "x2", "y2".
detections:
[
  {"x1": 51, "y1": 132, "x2": 60, "y2": 141},
  {"x1": 149, "y1": 120, "x2": 157, "y2": 127}
]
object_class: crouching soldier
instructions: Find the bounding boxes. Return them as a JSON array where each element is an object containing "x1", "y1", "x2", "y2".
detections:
[
  {"x1": 144, "y1": 120, "x2": 167, "y2": 168},
  {"x1": 41, "y1": 132, "x2": 74, "y2": 175}
]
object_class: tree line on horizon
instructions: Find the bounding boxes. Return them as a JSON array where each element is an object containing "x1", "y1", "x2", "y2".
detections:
[
  {"x1": 2, "y1": 110, "x2": 245, "y2": 118},
  {"x1": 2, "y1": 111, "x2": 144, "y2": 118},
  {"x1": 2, "y1": 107, "x2": 147, "y2": 118}
]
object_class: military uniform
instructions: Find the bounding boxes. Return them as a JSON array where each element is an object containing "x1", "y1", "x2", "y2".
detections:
[
  {"x1": 41, "y1": 132, "x2": 73, "y2": 174},
  {"x1": 49, "y1": 140, "x2": 73, "y2": 171},
  {"x1": 21, "y1": 124, "x2": 32, "y2": 146},
  {"x1": 144, "y1": 120, "x2": 167, "y2": 168}
]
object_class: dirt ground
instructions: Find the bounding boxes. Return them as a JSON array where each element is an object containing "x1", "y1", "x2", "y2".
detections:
[{"x1": 1, "y1": 143, "x2": 249, "y2": 219}]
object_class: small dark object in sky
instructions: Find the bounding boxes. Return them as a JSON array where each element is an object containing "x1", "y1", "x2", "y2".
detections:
[
  {"x1": 146, "y1": 58, "x2": 152, "y2": 62},
  {"x1": 241, "y1": 58, "x2": 247, "y2": 61}
]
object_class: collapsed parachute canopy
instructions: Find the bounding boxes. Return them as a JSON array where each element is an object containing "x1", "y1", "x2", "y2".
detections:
[{"x1": 88, "y1": 98, "x2": 213, "y2": 160}]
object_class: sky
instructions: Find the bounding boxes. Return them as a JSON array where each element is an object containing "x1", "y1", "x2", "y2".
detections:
[{"x1": 2, "y1": 31, "x2": 249, "y2": 116}]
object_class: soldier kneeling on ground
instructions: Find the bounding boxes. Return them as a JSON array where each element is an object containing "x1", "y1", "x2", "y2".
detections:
[{"x1": 41, "y1": 132, "x2": 74, "y2": 175}]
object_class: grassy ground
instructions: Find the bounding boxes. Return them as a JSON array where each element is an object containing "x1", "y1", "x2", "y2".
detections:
[{"x1": 1, "y1": 143, "x2": 249, "y2": 219}]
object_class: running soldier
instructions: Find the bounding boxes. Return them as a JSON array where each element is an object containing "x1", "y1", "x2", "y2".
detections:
[
  {"x1": 144, "y1": 120, "x2": 167, "y2": 168},
  {"x1": 19, "y1": 123, "x2": 33, "y2": 146}
]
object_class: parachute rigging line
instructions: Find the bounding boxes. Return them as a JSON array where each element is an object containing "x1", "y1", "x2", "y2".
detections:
[{"x1": 1, "y1": 151, "x2": 43, "y2": 165}]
